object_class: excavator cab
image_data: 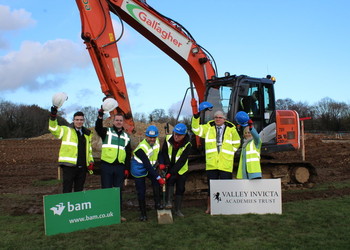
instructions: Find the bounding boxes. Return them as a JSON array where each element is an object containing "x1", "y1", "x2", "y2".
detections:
[
  {"x1": 203, "y1": 74, "x2": 275, "y2": 130},
  {"x1": 202, "y1": 74, "x2": 299, "y2": 153}
]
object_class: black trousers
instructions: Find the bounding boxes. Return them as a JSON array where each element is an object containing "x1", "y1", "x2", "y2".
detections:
[
  {"x1": 134, "y1": 174, "x2": 159, "y2": 201},
  {"x1": 61, "y1": 166, "x2": 87, "y2": 193},
  {"x1": 167, "y1": 173, "x2": 188, "y2": 196},
  {"x1": 206, "y1": 169, "x2": 232, "y2": 195},
  {"x1": 100, "y1": 161, "x2": 125, "y2": 208}
]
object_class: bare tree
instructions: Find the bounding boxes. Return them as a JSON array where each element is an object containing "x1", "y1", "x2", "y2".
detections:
[
  {"x1": 133, "y1": 112, "x2": 147, "y2": 123},
  {"x1": 149, "y1": 109, "x2": 168, "y2": 123},
  {"x1": 275, "y1": 98, "x2": 295, "y2": 110},
  {"x1": 289, "y1": 101, "x2": 311, "y2": 118},
  {"x1": 80, "y1": 106, "x2": 98, "y2": 128},
  {"x1": 313, "y1": 97, "x2": 349, "y2": 131}
]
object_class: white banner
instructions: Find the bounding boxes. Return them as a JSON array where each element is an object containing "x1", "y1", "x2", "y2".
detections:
[{"x1": 210, "y1": 179, "x2": 282, "y2": 215}]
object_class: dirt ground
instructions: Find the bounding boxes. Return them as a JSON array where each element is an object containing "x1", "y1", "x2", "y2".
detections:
[{"x1": 1, "y1": 132, "x2": 350, "y2": 215}]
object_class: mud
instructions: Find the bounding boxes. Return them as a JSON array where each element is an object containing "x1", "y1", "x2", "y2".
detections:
[{"x1": 1, "y1": 133, "x2": 350, "y2": 215}]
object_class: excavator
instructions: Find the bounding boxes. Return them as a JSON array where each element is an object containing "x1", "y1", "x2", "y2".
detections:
[{"x1": 75, "y1": 0, "x2": 316, "y2": 191}]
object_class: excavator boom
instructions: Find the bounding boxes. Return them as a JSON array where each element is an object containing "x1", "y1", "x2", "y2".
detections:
[
  {"x1": 76, "y1": 0, "x2": 216, "y2": 132},
  {"x1": 76, "y1": 0, "x2": 317, "y2": 188}
]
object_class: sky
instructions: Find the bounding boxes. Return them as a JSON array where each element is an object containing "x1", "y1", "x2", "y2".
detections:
[{"x1": 1, "y1": 0, "x2": 349, "y2": 122}]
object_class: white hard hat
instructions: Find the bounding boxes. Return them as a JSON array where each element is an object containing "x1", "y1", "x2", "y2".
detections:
[
  {"x1": 102, "y1": 98, "x2": 118, "y2": 113},
  {"x1": 52, "y1": 92, "x2": 68, "y2": 108}
]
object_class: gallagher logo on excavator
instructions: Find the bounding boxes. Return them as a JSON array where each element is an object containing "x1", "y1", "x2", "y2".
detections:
[
  {"x1": 123, "y1": 1, "x2": 192, "y2": 59},
  {"x1": 82, "y1": 0, "x2": 91, "y2": 11}
]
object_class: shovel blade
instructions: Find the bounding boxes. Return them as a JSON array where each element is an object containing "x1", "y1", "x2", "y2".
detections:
[{"x1": 157, "y1": 209, "x2": 173, "y2": 224}]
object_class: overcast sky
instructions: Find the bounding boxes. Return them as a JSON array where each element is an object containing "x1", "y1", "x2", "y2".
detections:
[{"x1": 1, "y1": 0, "x2": 349, "y2": 121}]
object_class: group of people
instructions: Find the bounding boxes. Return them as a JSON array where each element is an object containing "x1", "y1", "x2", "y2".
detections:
[
  {"x1": 192, "y1": 102, "x2": 262, "y2": 214},
  {"x1": 48, "y1": 101, "x2": 262, "y2": 220}
]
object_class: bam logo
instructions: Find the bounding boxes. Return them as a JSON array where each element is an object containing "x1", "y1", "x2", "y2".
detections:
[
  {"x1": 50, "y1": 202, "x2": 65, "y2": 215},
  {"x1": 50, "y1": 201, "x2": 92, "y2": 216}
]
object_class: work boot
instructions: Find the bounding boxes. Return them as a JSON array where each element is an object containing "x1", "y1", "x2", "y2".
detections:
[
  {"x1": 174, "y1": 195, "x2": 184, "y2": 217},
  {"x1": 138, "y1": 199, "x2": 147, "y2": 221},
  {"x1": 152, "y1": 185, "x2": 163, "y2": 209},
  {"x1": 165, "y1": 185, "x2": 174, "y2": 209}
]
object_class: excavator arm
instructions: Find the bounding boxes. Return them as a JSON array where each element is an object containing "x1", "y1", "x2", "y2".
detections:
[
  {"x1": 75, "y1": 0, "x2": 216, "y2": 132},
  {"x1": 76, "y1": 0, "x2": 317, "y2": 187}
]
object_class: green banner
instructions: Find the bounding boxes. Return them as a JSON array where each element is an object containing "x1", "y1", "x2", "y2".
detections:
[{"x1": 44, "y1": 188, "x2": 120, "y2": 236}]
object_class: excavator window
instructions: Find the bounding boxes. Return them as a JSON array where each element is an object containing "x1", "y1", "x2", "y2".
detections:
[
  {"x1": 239, "y1": 87, "x2": 260, "y2": 117},
  {"x1": 262, "y1": 84, "x2": 275, "y2": 126}
]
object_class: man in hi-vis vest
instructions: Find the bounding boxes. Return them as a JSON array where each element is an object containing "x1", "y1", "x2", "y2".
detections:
[
  {"x1": 49, "y1": 107, "x2": 94, "y2": 193},
  {"x1": 131, "y1": 125, "x2": 165, "y2": 222},
  {"x1": 95, "y1": 111, "x2": 131, "y2": 222},
  {"x1": 191, "y1": 102, "x2": 241, "y2": 214},
  {"x1": 159, "y1": 123, "x2": 191, "y2": 217}
]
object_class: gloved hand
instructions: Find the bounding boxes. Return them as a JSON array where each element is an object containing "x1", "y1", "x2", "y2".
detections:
[
  {"x1": 124, "y1": 169, "x2": 130, "y2": 177},
  {"x1": 87, "y1": 162, "x2": 94, "y2": 175},
  {"x1": 198, "y1": 101, "x2": 213, "y2": 112},
  {"x1": 157, "y1": 177, "x2": 165, "y2": 185},
  {"x1": 159, "y1": 164, "x2": 166, "y2": 170},
  {"x1": 98, "y1": 107, "x2": 104, "y2": 118},
  {"x1": 50, "y1": 106, "x2": 58, "y2": 118},
  {"x1": 248, "y1": 119, "x2": 253, "y2": 129},
  {"x1": 165, "y1": 173, "x2": 171, "y2": 180}
]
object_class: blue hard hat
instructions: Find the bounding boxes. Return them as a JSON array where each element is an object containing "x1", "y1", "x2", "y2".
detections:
[
  {"x1": 145, "y1": 125, "x2": 159, "y2": 137},
  {"x1": 198, "y1": 101, "x2": 213, "y2": 112},
  {"x1": 235, "y1": 111, "x2": 250, "y2": 126},
  {"x1": 173, "y1": 123, "x2": 187, "y2": 135}
]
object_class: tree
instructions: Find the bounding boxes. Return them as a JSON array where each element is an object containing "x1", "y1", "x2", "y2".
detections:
[
  {"x1": 80, "y1": 106, "x2": 98, "y2": 128},
  {"x1": 275, "y1": 98, "x2": 295, "y2": 110},
  {"x1": 149, "y1": 109, "x2": 168, "y2": 123},
  {"x1": 133, "y1": 112, "x2": 147, "y2": 123},
  {"x1": 289, "y1": 101, "x2": 311, "y2": 118},
  {"x1": 0, "y1": 100, "x2": 68, "y2": 139},
  {"x1": 313, "y1": 97, "x2": 349, "y2": 131}
]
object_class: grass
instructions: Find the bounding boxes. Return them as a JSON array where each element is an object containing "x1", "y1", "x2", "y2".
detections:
[
  {"x1": 32, "y1": 179, "x2": 62, "y2": 187},
  {"x1": 1, "y1": 195, "x2": 350, "y2": 249},
  {"x1": 287, "y1": 180, "x2": 350, "y2": 193}
]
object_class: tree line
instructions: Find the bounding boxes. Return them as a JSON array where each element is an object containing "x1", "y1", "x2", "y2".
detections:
[
  {"x1": 275, "y1": 97, "x2": 350, "y2": 131},
  {"x1": 0, "y1": 97, "x2": 349, "y2": 139}
]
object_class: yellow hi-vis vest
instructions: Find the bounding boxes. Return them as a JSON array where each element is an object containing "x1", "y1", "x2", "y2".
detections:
[
  {"x1": 236, "y1": 130, "x2": 262, "y2": 179},
  {"x1": 48, "y1": 119, "x2": 93, "y2": 166},
  {"x1": 165, "y1": 134, "x2": 190, "y2": 175},
  {"x1": 101, "y1": 127, "x2": 130, "y2": 164},
  {"x1": 191, "y1": 116, "x2": 240, "y2": 172},
  {"x1": 131, "y1": 138, "x2": 160, "y2": 177}
]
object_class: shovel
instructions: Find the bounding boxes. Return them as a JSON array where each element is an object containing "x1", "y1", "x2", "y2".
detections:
[{"x1": 157, "y1": 181, "x2": 173, "y2": 224}]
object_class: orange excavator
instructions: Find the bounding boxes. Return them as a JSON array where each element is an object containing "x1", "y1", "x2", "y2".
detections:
[{"x1": 75, "y1": 0, "x2": 316, "y2": 189}]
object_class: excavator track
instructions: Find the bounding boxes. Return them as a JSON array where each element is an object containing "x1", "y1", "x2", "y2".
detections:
[
  {"x1": 184, "y1": 155, "x2": 317, "y2": 197},
  {"x1": 260, "y1": 160, "x2": 317, "y2": 189}
]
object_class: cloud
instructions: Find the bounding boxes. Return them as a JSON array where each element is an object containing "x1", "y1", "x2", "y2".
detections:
[
  {"x1": 126, "y1": 82, "x2": 142, "y2": 96},
  {"x1": 0, "y1": 39, "x2": 90, "y2": 91},
  {"x1": 0, "y1": 5, "x2": 36, "y2": 30},
  {"x1": 111, "y1": 18, "x2": 134, "y2": 45},
  {"x1": 0, "y1": 35, "x2": 8, "y2": 49},
  {"x1": 169, "y1": 95, "x2": 195, "y2": 118}
]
